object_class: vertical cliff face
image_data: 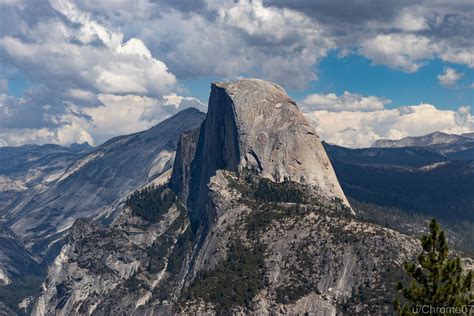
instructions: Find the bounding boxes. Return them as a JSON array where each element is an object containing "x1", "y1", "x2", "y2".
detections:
[
  {"x1": 171, "y1": 78, "x2": 351, "y2": 227},
  {"x1": 221, "y1": 80, "x2": 348, "y2": 202},
  {"x1": 169, "y1": 128, "x2": 200, "y2": 205},
  {"x1": 38, "y1": 79, "x2": 407, "y2": 316},
  {"x1": 187, "y1": 86, "x2": 241, "y2": 225}
]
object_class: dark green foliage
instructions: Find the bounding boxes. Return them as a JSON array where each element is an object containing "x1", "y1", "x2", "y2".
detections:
[
  {"x1": 147, "y1": 236, "x2": 173, "y2": 274},
  {"x1": 353, "y1": 199, "x2": 474, "y2": 256},
  {"x1": 246, "y1": 203, "x2": 302, "y2": 240},
  {"x1": 394, "y1": 219, "x2": 474, "y2": 315},
  {"x1": 188, "y1": 241, "x2": 267, "y2": 312},
  {"x1": 341, "y1": 265, "x2": 406, "y2": 315},
  {"x1": 124, "y1": 277, "x2": 142, "y2": 292},
  {"x1": 0, "y1": 274, "x2": 44, "y2": 315},
  {"x1": 330, "y1": 158, "x2": 474, "y2": 222},
  {"x1": 126, "y1": 184, "x2": 176, "y2": 222},
  {"x1": 276, "y1": 284, "x2": 312, "y2": 304},
  {"x1": 323, "y1": 141, "x2": 474, "y2": 223},
  {"x1": 239, "y1": 170, "x2": 304, "y2": 203},
  {"x1": 228, "y1": 168, "x2": 307, "y2": 204},
  {"x1": 147, "y1": 203, "x2": 190, "y2": 274},
  {"x1": 152, "y1": 224, "x2": 194, "y2": 302},
  {"x1": 148, "y1": 202, "x2": 195, "y2": 302},
  {"x1": 252, "y1": 178, "x2": 304, "y2": 203},
  {"x1": 235, "y1": 170, "x2": 352, "y2": 216}
]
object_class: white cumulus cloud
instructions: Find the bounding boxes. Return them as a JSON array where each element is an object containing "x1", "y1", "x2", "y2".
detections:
[
  {"x1": 0, "y1": 0, "x2": 473, "y2": 148},
  {"x1": 437, "y1": 67, "x2": 464, "y2": 86},
  {"x1": 301, "y1": 91, "x2": 390, "y2": 112},
  {"x1": 0, "y1": 92, "x2": 206, "y2": 146},
  {"x1": 0, "y1": 0, "x2": 176, "y2": 97},
  {"x1": 304, "y1": 104, "x2": 474, "y2": 148},
  {"x1": 360, "y1": 34, "x2": 434, "y2": 72}
]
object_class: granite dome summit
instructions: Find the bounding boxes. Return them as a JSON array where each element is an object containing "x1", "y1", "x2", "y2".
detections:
[
  {"x1": 172, "y1": 78, "x2": 351, "y2": 220},
  {"x1": 33, "y1": 79, "x2": 417, "y2": 315}
]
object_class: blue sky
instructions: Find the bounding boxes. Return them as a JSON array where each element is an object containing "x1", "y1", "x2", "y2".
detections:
[
  {"x1": 0, "y1": 0, "x2": 473, "y2": 147},
  {"x1": 8, "y1": 52, "x2": 473, "y2": 110},
  {"x1": 6, "y1": 77, "x2": 31, "y2": 98},
  {"x1": 182, "y1": 52, "x2": 473, "y2": 110}
]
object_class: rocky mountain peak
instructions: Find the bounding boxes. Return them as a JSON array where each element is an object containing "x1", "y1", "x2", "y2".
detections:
[
  {"x1": 372, "y1": 131, "x2": 473, "y2": 148},
  {"x1": 69, "y1": 142, "x2": 94, "y2": 153},
  {"x1": 31, "y1": 81, "x2": 436, "y2": 316},
  {"x1": 172, "y1": 78, "x2": 351, "y2": 223}
]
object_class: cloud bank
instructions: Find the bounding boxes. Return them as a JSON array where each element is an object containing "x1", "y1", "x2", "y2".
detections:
[
  {"x1": 301, "y1": 91, "x2": 390, "y2": 112},
  {"x1": 0, "y1": 0, "x2": 472, "y2": 147},
  {"x1": 303, "y1": 99, "x2": 473, "y2": 148},
  {"x1": 0, "y1": 0, "x2": 204, "y2": 146}
]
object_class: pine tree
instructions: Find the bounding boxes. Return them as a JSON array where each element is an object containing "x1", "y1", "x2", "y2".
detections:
[{"x1": 394, "y1": 219, "x2": 473, "y2": 315}]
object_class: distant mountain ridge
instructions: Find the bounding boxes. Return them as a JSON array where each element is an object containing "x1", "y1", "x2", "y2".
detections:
[
  {"x1": 324, "y1": 140, "x2": 474, "y2": 223},
  {"x1": 0, "y1": 144, "x2": 94, "y2": 220},
  {"x1": 34, "y1": 79, "x2": 420, "y2": 315},
  {"x1": 372, "y1": 131, "x2": 474, "y2": 149},
  {"x1": 69, "y1": 142, "x2": 94, "y2": 152},
  {"x1": 0, "y1": 108, "x2": 205, "y2": 290},
  {"x1": 0, "y1": 144, "x2": 91, "y2": 187}
]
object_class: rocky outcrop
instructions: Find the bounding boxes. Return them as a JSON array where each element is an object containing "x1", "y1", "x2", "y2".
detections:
[
  {"x1": 33, "y1": 168, "x2": 419, "y2": 315},
  {"x1": 171, "y1": 79, "x2": 351, "y2": 227},
  {"x1": 0, "y1": 224, "x2": 39, "y2": 286},
  {"x1": 211, "y1": 79, "x2": 345, "y2": 193},
  {"x1": 169, "y1": 128, "x2": 200, "y2": 206},
  {"x1": 5, "y1": 108, "x2": 205, "y2": 261},
  {"x1": 34, "y1": 79, "x2": 440, "y2": 315},
  {"x1": 180, "y1": 171, "x2": 419, "y2": 315},
  {"x1": 33, "y1": 203, "x2": 188, "y2": 316},
  {"x1": 0, "y1": 144, "x2": 89, "y2": 220}
]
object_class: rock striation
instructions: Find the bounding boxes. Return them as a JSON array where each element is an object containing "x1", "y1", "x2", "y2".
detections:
[
  {"x1": 33, "y1": 169, "x2": 419, "y2": 315},
  {"x1": 171, "y1": 79, "x2": 351, "y2": 227},
  {"x1": 0, "y1": 108, "x2": 205, "y2": 292},
  {"x1": 210, "y1": 79, "x2": 344, "y2": 192},
  {"x1": 34, "y1": 79, "x2": 431, "y2": 315},
  {"x1": 0, "y1": 224, "x2": 39, "y2": 285}
]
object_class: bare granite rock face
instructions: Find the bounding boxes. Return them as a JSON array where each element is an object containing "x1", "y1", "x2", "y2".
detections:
[
  {"x1": 4, "y1": 108, "x2": 205, "y2": 262},
  {"x1": 169, "y1": 128, "x2": 200, "y2": 206},
  {"x1": 33, "y1": 204, "x2": 187, "y2": 316},
  {"x1": 33, "y1": 79, "x2": 433, "y2": 315},
  {"x1": 0, "y1": 109, "x2": 205, "y2": 314},
  {"x1": 0, "y1": 224, "x2": 39, "y2": 286},
  {"x1": 172, "y1": 79, "x2": 351, "y2": 227},
  {"x1": 179, "y1": 170, "x2": 418, "y2": 315},
  {"x1": 33, "y1": 169, "x2": 420, "y2": 315},
  {"x1": 213, "y1": 79, "x2": 347, "y2": 198}
]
